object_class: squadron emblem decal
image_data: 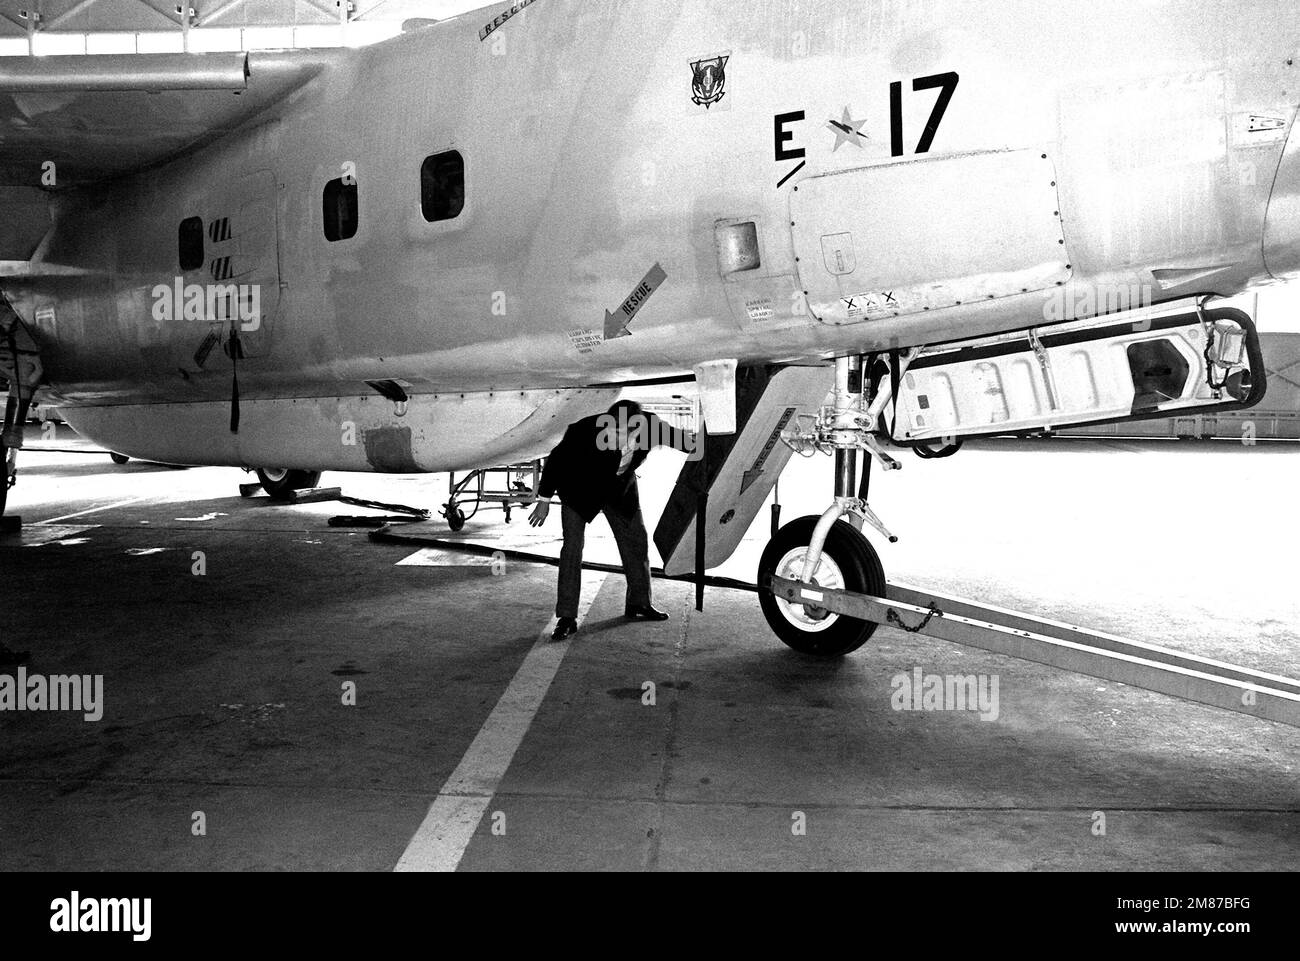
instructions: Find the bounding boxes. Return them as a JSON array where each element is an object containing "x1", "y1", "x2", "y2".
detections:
[{"x1": 690, "y1": 53, "x2": 729, "y2": 109}]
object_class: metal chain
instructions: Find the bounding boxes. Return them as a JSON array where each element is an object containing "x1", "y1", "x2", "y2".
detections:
[{"x1": 886, "y1": 603, "x2": 942, "y2": 634}]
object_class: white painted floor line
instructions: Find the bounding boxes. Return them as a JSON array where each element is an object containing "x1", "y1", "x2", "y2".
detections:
[
  {"x1": 394, "y1": 572, "x2": 609, "y2": 873},
  {"x1": 36, "y1": 496, "x2": 150, "y2": 526},
  {"x1": 14, "y1": 525, "x2": 95, "y2": 547},
  {"x1": 397, "y1": 548, "x2": 496, "y2": 567}
]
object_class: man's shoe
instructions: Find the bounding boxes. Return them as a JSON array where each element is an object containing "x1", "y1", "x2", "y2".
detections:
[
  {"x1": 552, "y1": 617, "x2": 578, "y2": 641},
  {"x1": 625, "y1": 605, "x2": 670, "y2": 622}
]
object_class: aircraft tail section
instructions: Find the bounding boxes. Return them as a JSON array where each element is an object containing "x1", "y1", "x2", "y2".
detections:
[{"x1": 654, "y1": 365, "x2": 832, "y2": 577}]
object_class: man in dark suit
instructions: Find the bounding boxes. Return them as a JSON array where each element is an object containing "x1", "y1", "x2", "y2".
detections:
[{"x1": 529, "y1": 400, "x2": 696, "y2": 641}]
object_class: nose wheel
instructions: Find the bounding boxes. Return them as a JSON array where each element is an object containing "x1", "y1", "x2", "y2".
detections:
[
  {"x1": 758, "y1": 515, "x2": 885, "y2": 657},
  {"x1": 758, "y1": 352, "x2": 910, "y2": 656}
]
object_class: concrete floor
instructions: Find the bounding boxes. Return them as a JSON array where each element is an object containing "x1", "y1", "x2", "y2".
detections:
[{"x1": 0, "y1": 426, "x2": 1296, "y2": 870}]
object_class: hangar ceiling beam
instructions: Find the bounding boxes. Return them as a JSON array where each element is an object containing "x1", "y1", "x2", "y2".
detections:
[
  {"x1": 47, "y1": 0, "x2": 107, "y2": 31},
  {"x1": 196, "y1": 0, "x2": 249, "y2": 27},
  {"x1": 354, "y1": 0, "x2": 396, "y2": 19},
  {"x1": 294, "y1": 0, "x2": 350, "y2": 23},
  {"x1": 0, "y1": 0, "x2": 412, "y2": 42},
  {"x1": 131, "y1": 0, "x2": 191, "y2": 28}
]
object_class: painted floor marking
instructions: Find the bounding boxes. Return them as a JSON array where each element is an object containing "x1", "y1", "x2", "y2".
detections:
[
  {"x1": 36, "y1": 496, "x2": 150, "y2": 526},
  {"x1": 13, "y1": 525, "x2": 95, "y2": 547},
  {"x1": 394, "y1": 572, "x2": 608, "y2": 872},
  {"x1": 397, "y1": 548, "x2": 498, "y2": 568}
]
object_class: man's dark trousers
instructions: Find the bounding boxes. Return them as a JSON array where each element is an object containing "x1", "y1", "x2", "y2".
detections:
[{"x1": 557, "y1": 483, "x2": 653, "y2": 620}]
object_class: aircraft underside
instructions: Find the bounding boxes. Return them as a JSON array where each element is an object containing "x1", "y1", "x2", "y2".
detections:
[
  {"x1": 3, "y1": 293, "x2": 1264, "y2": 660},
  {"x1": 0, "y1": 0, "x2": 1284, "y2": 659}
]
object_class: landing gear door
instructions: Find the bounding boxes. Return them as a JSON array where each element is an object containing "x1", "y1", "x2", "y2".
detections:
[
  {"x1": 790, "y1": 149, "x2": 1071, "y2": 324},
  {"x1": 890, "y1": 305, "x2": 1266, "y2": 444},
  {"x1": 654, "y1": 365, "x2": 834, "y2": 577}
]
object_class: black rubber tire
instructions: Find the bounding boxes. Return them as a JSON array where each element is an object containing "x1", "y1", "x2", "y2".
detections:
[
  {"x1": 110, "y1": 452, "x2": 130, "y2": 465},
  {"x1": 447, "y1": 507, "x2": 466, "y2": 532},
  {"x1": 256, "y1": 468, "x2": 322, "y2": 501},
  {"x1": 758, "y1": 515, "x2": 886, "y2": 658}
]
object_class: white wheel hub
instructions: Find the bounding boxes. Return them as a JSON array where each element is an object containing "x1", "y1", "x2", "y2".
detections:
[{"x1": 772, "y1": 547, "x2": 844, "y2": 633}]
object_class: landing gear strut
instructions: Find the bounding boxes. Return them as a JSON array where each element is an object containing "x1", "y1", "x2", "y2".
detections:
[{"x1": 759, "y1": 352, "x2": 916, "y2": 657}]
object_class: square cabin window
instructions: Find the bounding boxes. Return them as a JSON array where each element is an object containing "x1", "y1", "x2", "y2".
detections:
[
  {"x1": 421, "y1": 151, "x2": 465, "y2": 223},
  {"x1": 323, "y1": 177, "x2": 359, "y2": 242},
  {"x1": 179, "y1": 217, "x2": 204, "y2": 271}
]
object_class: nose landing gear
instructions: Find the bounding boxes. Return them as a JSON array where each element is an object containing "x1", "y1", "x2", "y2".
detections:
[{"x1": 759, "y1": 352, "x2": 915, "y2": 656}]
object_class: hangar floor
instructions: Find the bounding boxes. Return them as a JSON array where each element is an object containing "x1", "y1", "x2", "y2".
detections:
[{"x1": 0, "y1": 428, "x2": 1296, "y2": 871}]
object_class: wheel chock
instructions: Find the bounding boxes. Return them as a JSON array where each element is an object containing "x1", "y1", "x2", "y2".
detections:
[{"x1": 284, "y1": 487, "x2": 344, "y2": 504}]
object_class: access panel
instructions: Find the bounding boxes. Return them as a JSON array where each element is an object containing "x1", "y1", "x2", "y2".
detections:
[{"x1": 791, "y1": 149, "x2": 1071, "y2": 325}]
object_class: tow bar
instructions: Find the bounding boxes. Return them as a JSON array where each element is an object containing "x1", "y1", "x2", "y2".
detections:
[{"x1": 770, "y1": 576, "x2": 1300, "y2": 728}]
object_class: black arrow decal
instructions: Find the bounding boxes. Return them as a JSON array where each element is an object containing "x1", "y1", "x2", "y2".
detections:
[{"x1": 604, "y1": 263, "x2": 667, "y2": 340}]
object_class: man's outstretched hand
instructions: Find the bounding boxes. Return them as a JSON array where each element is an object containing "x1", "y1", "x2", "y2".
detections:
[{"x1": 529, "y1": 499, "x2": 551, "y2": 527}]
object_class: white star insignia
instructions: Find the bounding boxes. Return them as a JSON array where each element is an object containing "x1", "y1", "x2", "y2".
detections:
[{"x1": 827, "y1": 107, "x2": 868, "y2": 152}]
